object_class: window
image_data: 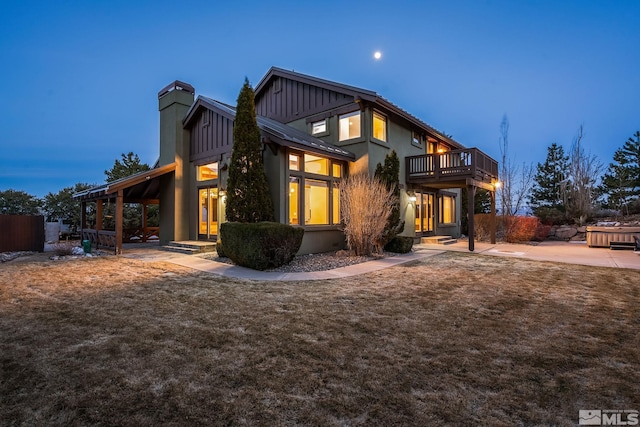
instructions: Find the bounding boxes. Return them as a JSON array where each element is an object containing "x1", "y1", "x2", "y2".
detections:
[
  {"x1": 439, "y1": 195, "x2": 455, "y2": 224},
  {"x1": 289, "y1": 154, "x2": 300, "y2": 171},
  {"x1": 304, "y1": 153, "x2": 329, "y2": 175},
  {"x1": 339, "y1": 111, "x2": 361, "y2": 141},
  {"x1": 333, "y1": 182, "x2": 340, "y2": 224},
  {"x1": 289, "y1": 177, "x2": 300, "y2": 225},
  {"x1": 311, "y1": 119, "x2": 327, "y2": 135},
  {"x1": 197, "y1": 162, "x2": 218, "y2": 181},
  {"x1": 427, "y1": 139, "x2": 437, "y2": 154},
  {"x1": 373, "y1": 111, "x2": 387, "y2": 142},
  {"x1": 289, "y1": 150, "x2": 343, "y2": 226},
  {"x1": 412, "y1": 131, "x2": 423, "y2": 147},
  {"x1": 305, "y1": 180, "x2": 329, "y2": 225}
]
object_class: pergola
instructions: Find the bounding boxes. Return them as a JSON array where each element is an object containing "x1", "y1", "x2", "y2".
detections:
[{"x1": 74, "y1": 163, "x2": 176, "y2": 254}]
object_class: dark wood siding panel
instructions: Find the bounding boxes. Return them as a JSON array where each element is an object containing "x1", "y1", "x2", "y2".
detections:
[
  {"x1": 189, "y1": 109, "x2": 234, "y2": 163},
  {"x1": 255, "y1": 77, "x2": 355, "y2": 122},
  {"x1": 0, "y1": 215, "x2": 44, "y2": 252}
]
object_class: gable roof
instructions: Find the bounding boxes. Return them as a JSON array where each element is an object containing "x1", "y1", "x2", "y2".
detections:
[
  {"x1": 183, "y1": 95, "x2": 355, "y2": 162},
  {"x1": 255, "y1": 66, "x2": 464, "y2": 149}
]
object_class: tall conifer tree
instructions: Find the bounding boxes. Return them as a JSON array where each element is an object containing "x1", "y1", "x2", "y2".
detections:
[
  {"x1": 374, "y1": 150, "x2": 404, "y2": 244},
  {"x1": 599, "y1": 131, "x2": 640, "y2": 213},
  {"x1": 225, "y1": 78, "x2": 274, "y2": 223},
  {"x1": 529, "y1": 143, "x2": 569, "y2": 215}
]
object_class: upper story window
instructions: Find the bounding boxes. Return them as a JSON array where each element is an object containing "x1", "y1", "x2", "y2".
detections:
[
  {"x1": 197, "y1": 162, "x2": 218, "y2": 181},
  {"x1": 373, "y1": 111, "x2": 387, "y2": 142},
  {"x1": 427, "y1": 138, "x2": 438, "y2": 154},
  {"x1": 338, "y1": 111, "x2": 361, "y2": 141},
  {"x1": 412, "y1": 131, "x2": 423, "y2": 147},
  {"x1": 311, "y1": 119, "x2": 327, "y2": 135}
]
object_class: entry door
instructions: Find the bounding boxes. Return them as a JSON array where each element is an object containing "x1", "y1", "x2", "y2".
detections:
[
  {"x1": 415, "y1": 192, "x2": 435, "y2": 235},
  {"x1": 198, "y1": 187, "x2": 218, "y2": 240}
]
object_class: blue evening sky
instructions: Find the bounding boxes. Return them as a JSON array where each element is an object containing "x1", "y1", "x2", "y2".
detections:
[{"x1": 1, "y1": 0, "x2": 638, "y2": 198}]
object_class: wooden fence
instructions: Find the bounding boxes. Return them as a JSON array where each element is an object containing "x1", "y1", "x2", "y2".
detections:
[{"x1": 0, "y1": 214, "x2": 45, "y2": 252}]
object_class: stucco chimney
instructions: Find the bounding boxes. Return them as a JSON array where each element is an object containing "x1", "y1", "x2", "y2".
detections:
[{"x1": 157, "y1": 81, "x2": 195, "y2": 244}]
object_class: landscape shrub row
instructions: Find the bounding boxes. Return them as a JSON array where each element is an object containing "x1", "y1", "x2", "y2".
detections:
[{"x1": 474, "y1": 214, "x2": 545, "y2": 243}]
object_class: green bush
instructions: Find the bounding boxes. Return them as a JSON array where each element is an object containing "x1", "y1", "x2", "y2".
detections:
[
  {"x1": 215, "y1": 240, "x2": 226, "y2": 258},
  {"x1": 384, "y1": 236, "x2": 414, "y2": 253},
  {"x1": 220, "y1": 222, "x2": 304, "y2": 270}
]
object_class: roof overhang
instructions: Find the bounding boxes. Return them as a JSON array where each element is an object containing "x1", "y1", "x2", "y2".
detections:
[{"x1": 74, "y1": 163, "x2": 176, "y2": 202}]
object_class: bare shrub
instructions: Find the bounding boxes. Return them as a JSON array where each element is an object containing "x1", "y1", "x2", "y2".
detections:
[
  {"x1": 474, "y1": 213, "x2": 494, "y2": 241},
  {"x1": 504, "y1": 216, "x2": 540, "y2": 243},
  {"x1": 340, "y1": 174, "x2": 396, "y2": 256},
  {"x1": 52, "y1": 241, "x2": 76, "y2": 256}
]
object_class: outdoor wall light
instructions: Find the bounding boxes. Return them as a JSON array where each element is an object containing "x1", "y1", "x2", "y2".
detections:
[
  {"x1": 493, "y1": 181, "x2": 502, "y2": 189},
  {"x1": 409, "y1": 195, "x2": 417, "y2": 203}
]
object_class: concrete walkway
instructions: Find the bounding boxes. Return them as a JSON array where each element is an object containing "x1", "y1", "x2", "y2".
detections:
[
  {"x1": 122, "y1": 246, "x2": 445, "y2": 281},
  {"x1": 120, "y1": 240, "x2": 640, "y2": 281},
  {"x1": 416, "y1": 239, "x2": 640, "y2": 270}
]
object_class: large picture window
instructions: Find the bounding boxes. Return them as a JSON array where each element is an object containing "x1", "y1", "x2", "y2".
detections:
[
  {"x1": 288, "y1": 151, "x2": 342, "y2": 226},
  {"x1": 338, "y1": 111, "x2": 361, "y2": 141}
]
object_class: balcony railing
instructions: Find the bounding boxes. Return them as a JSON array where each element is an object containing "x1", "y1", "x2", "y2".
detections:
[{"x1": 406, "y1": 148, "x2": 498, "y2": 185}]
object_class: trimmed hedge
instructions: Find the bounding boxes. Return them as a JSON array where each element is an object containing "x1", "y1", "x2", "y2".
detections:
[
  {"x1": 383, "y1": 236, "x2": 414, "y2": 253},
  {"x1": 220, "y1": 222, "x2": 304, "y2": 271},
  {"x1": 215, "y1": 240, "x2": 226, "y2": 258}
]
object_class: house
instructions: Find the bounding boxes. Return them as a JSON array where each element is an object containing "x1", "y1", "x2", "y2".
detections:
[{"x1": 75, "y1": 67, "x2": 498, "y2": 254}]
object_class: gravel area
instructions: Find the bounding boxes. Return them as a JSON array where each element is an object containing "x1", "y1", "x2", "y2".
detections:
[{"x1": 200, "y1": 251, "x2": 399, "y2": 272}]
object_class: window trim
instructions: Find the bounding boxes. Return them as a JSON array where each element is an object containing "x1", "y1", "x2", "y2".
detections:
[
  {"x1": 438, "y1": 193, "x2": 456, "y2": 225},
  {"x1": 288, "y1": 149, "x2": 343, "y2": 227},
  {"x1": 311, "y1": 118, "x2": 328, "y2": 136},
  {"x1": 411, "y1": 131, "x2": 424, "y2": 148},
  {"x1": 338, "y1": 110, "x2": 361, "y2": 142},
  {"x1": 372, "y1": 110, "x2": 388, "y2": 143}
]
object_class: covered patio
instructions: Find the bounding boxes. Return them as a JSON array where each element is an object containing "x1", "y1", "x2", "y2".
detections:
[{"x1": 73, "y1": 163, "x2": 176, "y2": 254}]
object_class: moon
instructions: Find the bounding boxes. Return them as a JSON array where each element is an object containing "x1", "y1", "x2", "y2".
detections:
[{"x1": 374, "y1": 51, "x2": 382, "y2": 60}]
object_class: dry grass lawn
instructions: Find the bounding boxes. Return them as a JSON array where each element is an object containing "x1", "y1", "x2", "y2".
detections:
[{"x1": 1, "y1": 252, "x2": 639, "y2": 426}]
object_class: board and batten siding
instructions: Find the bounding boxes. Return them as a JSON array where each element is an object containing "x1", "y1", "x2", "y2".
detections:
[
  {"x1": 189, "y1": 108, "x2": 234, "y2": 163},
  {"x1": 255, "y1": 77, "x2": 354, "y2": 123}
]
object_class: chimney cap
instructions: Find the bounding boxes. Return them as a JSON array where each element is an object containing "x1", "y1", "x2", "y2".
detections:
[{"x1": 158, "y1": 80, "x2": 195, "y2": 98}]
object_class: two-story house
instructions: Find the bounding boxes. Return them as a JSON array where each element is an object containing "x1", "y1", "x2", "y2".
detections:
[{"x1": 75, "y1": 67, "x2": 498, "y2": 254}]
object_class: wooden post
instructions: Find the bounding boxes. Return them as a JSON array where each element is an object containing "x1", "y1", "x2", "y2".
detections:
[
  {"x1": 115, "y1": 190, "x2": 123, "y2": 255},
  {"x1": 96, "y1": 200, "x2": 103, "y2": 231},
  {"x1": 81, "y1": 201, "x2": 87, "y2": 231},
  {"x1": 142, "y1": 203, "x2": 148, "y2": 242},
  {"x1": 468, "y1": 185, "x2": 476, "y2": 252},
  {"x1": 490, "y1": 190, "x2": 497, "y2": 244}
]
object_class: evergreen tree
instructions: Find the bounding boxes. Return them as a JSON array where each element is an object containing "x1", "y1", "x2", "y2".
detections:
[
  {"x1": 374, "y1": 150, "x2": 404, "y2": 245},
  {"x1": 529, "y1": 143, "x2": 569, "y2": 216},
  {"x1": 0, "y1": 189, "x2": 41, "y2": 215},
  {"x1": 43, "y1": 183, "x2": 94, "y2": 225},
  {"x1": 225, "y1": 78, "x2": 274, "y2": 223},
  {"x1": 599, "y1": 131, "x2": 640, "y2": 214},
  {"x1": 104, "y1": 152, "x2": 151, "y2": 182}
]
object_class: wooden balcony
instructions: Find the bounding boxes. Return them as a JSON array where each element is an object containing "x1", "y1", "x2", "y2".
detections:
[{"x1": 406, "y1": 148, "x2": 499, "y2": 189}]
